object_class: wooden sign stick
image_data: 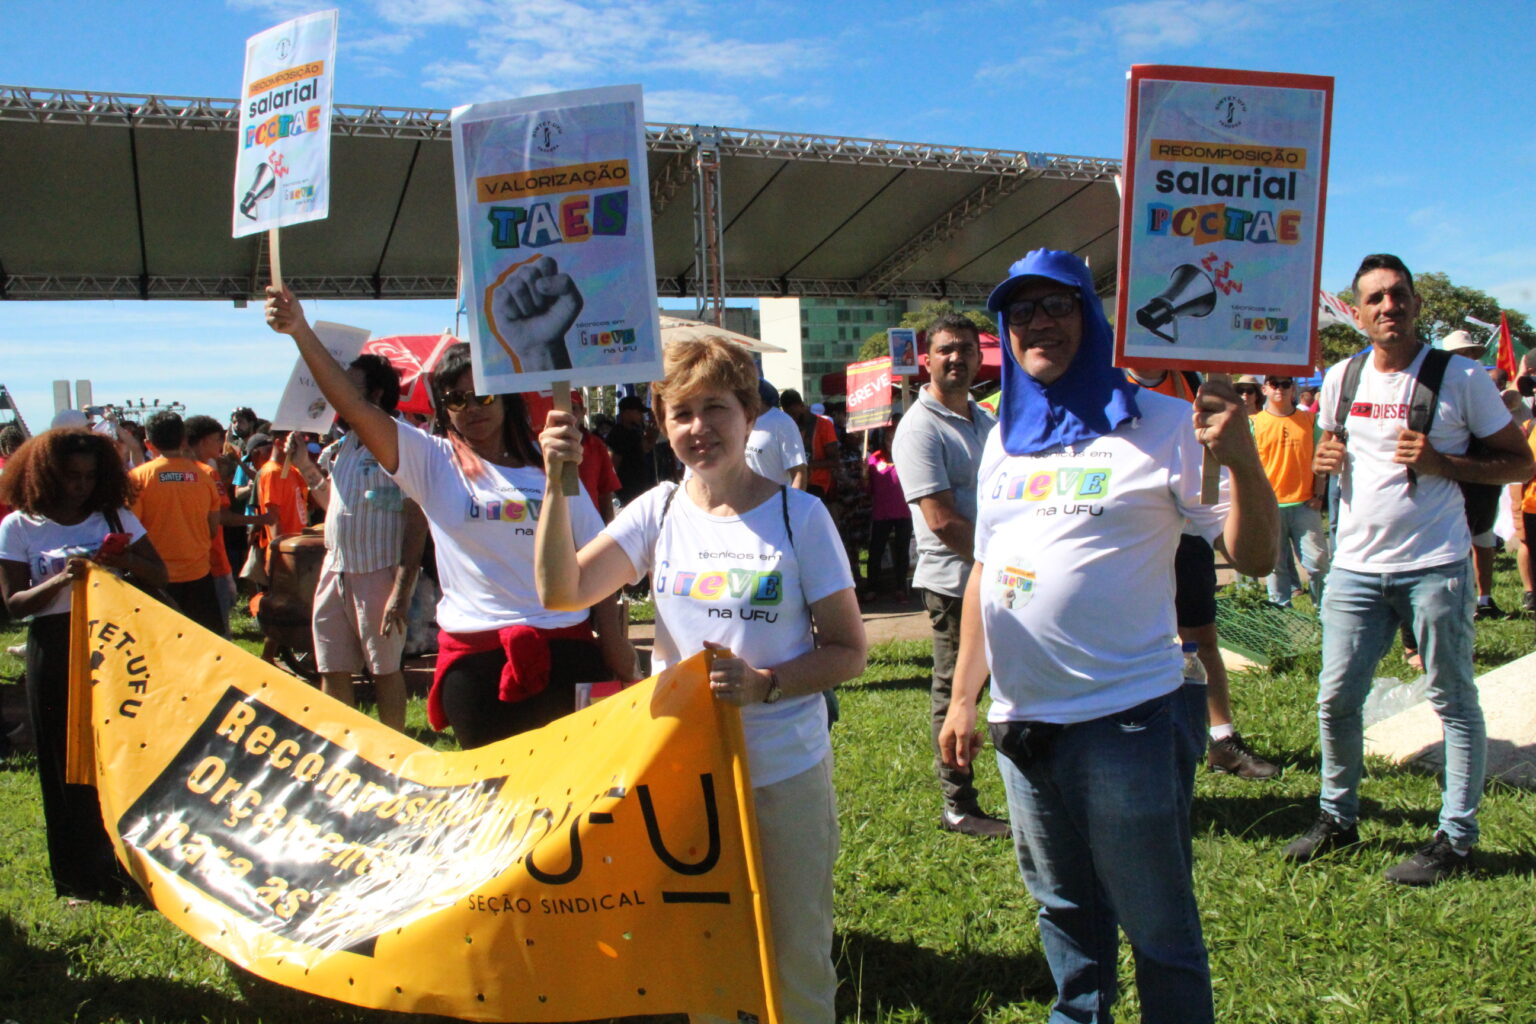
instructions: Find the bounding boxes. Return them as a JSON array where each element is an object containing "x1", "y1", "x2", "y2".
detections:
[
  {"x1": 268, "y1": 226, "x2": 284, "y2": 293},
  {"x1": 550, "y1": 382, "x2": 581, "y2": 496},
  {"x1": 1200, "y1": 370, "x2": 1230, "y2": 503}
]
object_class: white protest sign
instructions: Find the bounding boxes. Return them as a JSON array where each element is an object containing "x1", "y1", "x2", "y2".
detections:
[
  {"x1": 888, "y1": 328, "x2": 920, "y2": 376},
  {"x1": 450, "y1": 85, "x2": 662, "y2": 394},
  {"x1": 1115, "y1": 65, "x2": 1333, "y2": 375},
  {"x1": 271, "y1": 321, "x2": 372, "y2": 432},
  {"x1": 233, "y1": 9, "x2": 338, "y2": 238}
]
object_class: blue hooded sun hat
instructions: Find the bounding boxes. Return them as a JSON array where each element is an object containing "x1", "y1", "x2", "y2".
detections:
[{"x1": 987, "y1": 249, "x2": 1140, "y2": 456}]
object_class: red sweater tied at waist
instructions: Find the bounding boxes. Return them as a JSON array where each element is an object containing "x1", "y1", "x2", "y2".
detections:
[{"x1": 427, "y1": 621, "x2": 595, "y2": 731}]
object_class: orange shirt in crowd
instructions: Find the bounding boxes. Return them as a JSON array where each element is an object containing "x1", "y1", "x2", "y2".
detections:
[
  {"x1": 200, "y1": 460, "x2": 233, "y2": 577},
  {"x1": 807, "y1": 414, "x2": 839, "y2": 493},
  {"x1": 256, "y1": 459, "x2": 310, "y2": 546},
  {"x1": 1253, "y1": 408, "x2": 1319, "y2": 505},
  {"x1": 129, "y1": 456, "x2": 220, "y2": 582},
  {"x1": 578, "y1": 431, "x2": 622, "y2": 517},
  {"x1": 1523, "y1": 429, "x2": 1536, "y2": 514}
]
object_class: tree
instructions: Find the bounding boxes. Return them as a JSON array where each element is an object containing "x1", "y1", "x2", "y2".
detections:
[
  {"x1": 1316, "y1": 270, "x2": 1534, "y2": 371},
  {"x1": 856, "y1": 301, "x2": 995, "y2": 361}
]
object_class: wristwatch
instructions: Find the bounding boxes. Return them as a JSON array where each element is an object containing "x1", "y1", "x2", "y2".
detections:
[{"x1": 762, "y1": 668, "x2": 783, "y2": 704}]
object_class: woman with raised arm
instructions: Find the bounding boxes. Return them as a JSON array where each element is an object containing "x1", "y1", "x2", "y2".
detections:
[
  {"x1": 264, "y1": 287, "x2": 636, "y2": 748},
  {"x1": 534, "y1": 335, "x2": 866, "y2": 1024},
  {"x1": 0, "y1": 427, "x2": 168, "y2": 903}
]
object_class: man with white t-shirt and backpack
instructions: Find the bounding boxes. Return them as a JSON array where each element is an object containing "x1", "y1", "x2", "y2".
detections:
[{"x1": 1283, "y1": 253, "x2": 1533, "y2": 885}]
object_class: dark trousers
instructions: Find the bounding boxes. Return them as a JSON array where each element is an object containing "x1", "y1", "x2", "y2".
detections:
[
  {"x1": 923, "y1": 588, "x2": 982, "y2": 812},
  {"x1": 26, "y1": 614, "x2": 135, "y2": 902},
  {"x1": 166, "y1": 574, "x2": 224, "y2": 637},
  {"x1": 866, "y1": 518, "x2": 912, "y2": 592},
  {"x1": 438, "y1": 639, "x2": 608, "y2": 749}
]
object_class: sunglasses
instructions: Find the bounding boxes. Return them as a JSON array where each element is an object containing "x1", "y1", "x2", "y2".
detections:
[
  {"x1": 1267, "y1": 380, "x2": 1295, "y2": 389},
  {"x1": 442, "y1": 389, "x2": 496, "y2": 412},
  {"x1": 1006, "y1": 292, "x2": 1079, "y2": 326},
  {"x1": 1235, "y1": 386, "x2": 1261, "y2": 396}
]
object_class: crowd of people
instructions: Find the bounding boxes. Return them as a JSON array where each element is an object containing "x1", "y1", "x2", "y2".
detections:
[{"x1": 2, "y1": 249, "x2": 1535, "y2": 1023}]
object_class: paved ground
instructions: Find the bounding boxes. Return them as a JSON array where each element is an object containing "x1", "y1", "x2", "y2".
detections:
[{"x1": 1366, "y1": 649, "x2": 1536, "y2": 789}]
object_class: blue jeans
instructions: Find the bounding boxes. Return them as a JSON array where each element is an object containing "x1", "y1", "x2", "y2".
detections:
[
  {"x1": 1267, "y1": 503, "x2": 1330, "y2": 606},
  {"x1": 1317, "y1": 559, "x2": 1484, "y2": 846},
  {"x1": 996, "y1": 685, "x2": 1212, "y2": 1024}
]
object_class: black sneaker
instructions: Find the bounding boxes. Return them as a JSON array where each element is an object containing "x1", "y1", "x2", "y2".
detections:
[
  {"x1": 940, "y1": 807, "x2": 1011, "y2": 839},
  {"x1": 1208, "y1": 733, "x2": 1281, "y2": 779},
  {"x1": 1282, "y1": 811, "x2": 1360, "y2": 862},
  {"x1": 1384, "y1": 831, "x2": 1473, "y2": 886},
  {"x1": 1474, "y1": 600, "x2": 1507, "y2": 621}
]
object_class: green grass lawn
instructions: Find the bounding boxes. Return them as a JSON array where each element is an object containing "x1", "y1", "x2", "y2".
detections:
[{"x1": 3, "y1": 559, "x2": 1535, "y2": 1023}]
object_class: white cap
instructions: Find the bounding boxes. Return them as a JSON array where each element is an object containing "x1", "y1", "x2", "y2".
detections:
[{"x1": 1438, "y1": 329, "x2": 1485, "y2": 356}]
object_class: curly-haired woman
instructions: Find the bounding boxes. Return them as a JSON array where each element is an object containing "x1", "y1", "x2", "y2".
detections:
[{"x1": 0, "y1": 427, "x2": 167, "y2": 902}]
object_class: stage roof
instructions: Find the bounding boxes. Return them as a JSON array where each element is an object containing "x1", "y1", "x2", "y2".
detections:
[{"x1": 0, "y1": 85, "x2": 1122, "y2": 305}]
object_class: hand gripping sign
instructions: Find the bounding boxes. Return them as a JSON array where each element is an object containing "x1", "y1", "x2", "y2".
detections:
[{"x1": 67, "y1": 569, "x2": 781, "y2": 1024}]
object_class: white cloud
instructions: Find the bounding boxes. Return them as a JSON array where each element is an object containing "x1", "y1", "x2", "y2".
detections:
[
  {"x1": 381, "y1": 0, "x2": 825, "y2": 118},
  {"x1": 644, "y1": 90, "x2": 751, "y2": 126}
]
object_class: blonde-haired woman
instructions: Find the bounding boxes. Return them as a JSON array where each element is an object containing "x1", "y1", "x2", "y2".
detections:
[{"x1": 535, "y1": 336, "x2": 865, "y2": 1023}]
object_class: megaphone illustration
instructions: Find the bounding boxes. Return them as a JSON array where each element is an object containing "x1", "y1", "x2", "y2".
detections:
[
  {"x1": 239, "y1": 163, "x2": 278, "y2": 219},
  {"x1": 1136, "y1": 263, "x2": 1218, "y2": 343}
]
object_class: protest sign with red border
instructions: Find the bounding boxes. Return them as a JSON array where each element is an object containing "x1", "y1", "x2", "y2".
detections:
[
  {"x1": 846, "y1": 357, "x2": 893, "y2": 432},
  {"x1": 1116, "y1": 65, "x2": 1333, "y2": 376}
]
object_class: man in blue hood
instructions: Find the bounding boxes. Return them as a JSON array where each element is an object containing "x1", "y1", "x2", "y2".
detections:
[{"x1": 939, "y1": 250, "x2": 1277, "y2": 1023}]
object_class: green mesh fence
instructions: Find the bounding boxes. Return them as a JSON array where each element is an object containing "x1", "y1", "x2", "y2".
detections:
[{"x1": 1214, "y1": 594, "x2": 1322, "y2": 665}]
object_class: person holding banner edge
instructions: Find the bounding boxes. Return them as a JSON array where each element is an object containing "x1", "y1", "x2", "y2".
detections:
[
  {"x1": 264, "y1": 286, "x2": 638, "y2": 749},
  {"x1": 940, "y1": 249, "x2": 1278, "y2": 1024},
  {"x1": 535, "y1": 334, "x2": 866, "y2": 1024},
  {"x1": 0, "y1": 427, "x2": 170, "y2": 904}
]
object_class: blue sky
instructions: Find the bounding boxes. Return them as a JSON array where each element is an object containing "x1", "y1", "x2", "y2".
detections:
[{"x1": 5, "y1": 0, "x2": 1535, "y2": 430}]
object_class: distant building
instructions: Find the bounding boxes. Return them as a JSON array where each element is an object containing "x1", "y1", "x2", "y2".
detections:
[{"x1": 760, "y1": 297, "x2": 988, "y2": 404}]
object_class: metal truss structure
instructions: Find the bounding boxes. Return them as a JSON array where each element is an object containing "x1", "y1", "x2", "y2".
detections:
[{"x1": 1, "y1": 85, "x2": 1121, "y2": 304}]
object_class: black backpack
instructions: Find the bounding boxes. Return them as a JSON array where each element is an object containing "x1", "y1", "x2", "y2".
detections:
[{"x1": 1333, "y1": 347, "x2": 1502, "y2": 535}]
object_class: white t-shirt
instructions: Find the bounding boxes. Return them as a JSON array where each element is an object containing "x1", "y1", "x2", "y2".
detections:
[
  {"x1": 0, "y1": 509, "x2": 148, "y2": 617},
  {"x1": 1319, "y1": 347, "x2": 1512, "y2": 573},
  {"x1": 388, "y1": 422, "x2": 600, "y2": 633},
  {"x1": 975, "y1": 392, "x2": 1228, "y2": 724},
  {"x1": 605, "y1": 482, "x2": 854, "y2": 787},
  {"x1": 744, "y1": 407, "x2": 807, "y2": 486}
]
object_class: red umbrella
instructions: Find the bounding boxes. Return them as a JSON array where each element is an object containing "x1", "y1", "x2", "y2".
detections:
[{"x1": 360, "y1": 333, "x2": 462, "y2": 416}]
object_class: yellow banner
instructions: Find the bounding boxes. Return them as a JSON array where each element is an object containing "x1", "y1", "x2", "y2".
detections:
[
  {"x1": 69, "y1": 569, "x2": 780, "y2": 1023},
  {"x1": 475, "y1": 159, "x2": 633, "y2": 202},
  {"x1": 1148, "y1": 138, "x2": 1309, "y2": 169},
  {"x1": 247, "y1": 61, "x2": 326, "y2": 98}
]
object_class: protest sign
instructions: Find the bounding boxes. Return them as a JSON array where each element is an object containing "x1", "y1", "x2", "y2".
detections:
[
  {"x1": 846, "y1": 357, "x2": 893, "y2": 431},
  {"x1": 450, "y1": 86, "x2": 662, "y2": 396},
  {"x1": 68, "y1": 569, "x2": 781, "y2": 1024},
  {"x1": 1116, "y1": 66, "x2": 1333, "y2": 376},
  {"x1": 232, "y1": 10, "x2": 337, "y2": 240},
  {"x1": 271, "y1": 321, "x2": 372, "y2": 432},
  {"x1": 888, "y1": 328, "x2": 919, "y2": 376}
]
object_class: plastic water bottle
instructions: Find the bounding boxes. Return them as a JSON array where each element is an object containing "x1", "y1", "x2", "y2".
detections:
[{"x1": 1182, "y1": 641, "x2": 1207, "y2": 685}]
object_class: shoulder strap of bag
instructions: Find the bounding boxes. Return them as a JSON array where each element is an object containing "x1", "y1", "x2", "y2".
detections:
[
  {"x1": 780, "y1": 485, "x2": 795, "y2": 546},
  {"x1": 105, "y1": 506, "x2": 124, "y2": 534},
  {"x1": 1400, "y1": 347, "x2": 1452, "y2": 492},
  {"x1": 1333, "y1": 350, "x2": 1371, "y2": 442}
]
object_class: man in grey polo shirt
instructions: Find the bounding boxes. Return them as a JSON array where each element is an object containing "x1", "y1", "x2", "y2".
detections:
[{"x1": 892, "y1": 312, "x2": 1007, "y2": 838}]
